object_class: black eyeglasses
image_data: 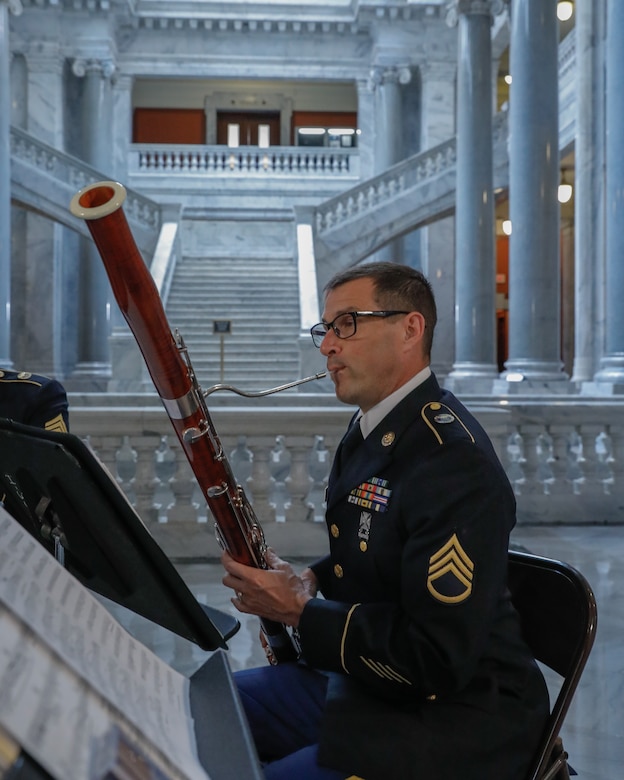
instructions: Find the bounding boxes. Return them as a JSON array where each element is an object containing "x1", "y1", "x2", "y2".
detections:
[{"x1": 310, "y1": 311, "x2": 409, "y2": 348}]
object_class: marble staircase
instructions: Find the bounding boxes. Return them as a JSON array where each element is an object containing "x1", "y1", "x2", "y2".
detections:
[{"x1": 165, "y1": 253, "x2": 302, "y2": 391}]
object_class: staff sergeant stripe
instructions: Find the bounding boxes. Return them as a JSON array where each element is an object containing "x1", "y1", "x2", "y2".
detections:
[{"x1": 429, "y1": 533, "x2": 474, "y2": 571}]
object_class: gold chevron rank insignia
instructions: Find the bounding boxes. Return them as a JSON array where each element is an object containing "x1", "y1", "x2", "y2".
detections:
[
  {"x1": 427, "y1": 533, "x2": 474, "y2": 604},
  {"x1": 44, "y1": 414, "x2": 68, "y2": 433}
]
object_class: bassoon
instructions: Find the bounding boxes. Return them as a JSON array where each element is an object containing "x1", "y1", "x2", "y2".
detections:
[{"x1": 70, "y1": 180, "x2": 323, "y2": 664}]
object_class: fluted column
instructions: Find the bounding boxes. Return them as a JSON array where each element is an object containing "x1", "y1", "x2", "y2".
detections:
[
  {"x1": 72, "y1": 57, "x2": 116, "y2": 383},
  {"x1": 0, "y1": 0, "x2": 21, "y2": 366},
  {"x1": 368, "y1": 63, "x2": 411, "y2": 263},
  {"x1": 445, "y1": 0, "x2": 504, "y2": 393},
  {"x1": 498, "y1": 0, "x2": 568, "y2": 392},
  {"x1": 594, "y1": 0, "x2": 624, "y2": 388}
]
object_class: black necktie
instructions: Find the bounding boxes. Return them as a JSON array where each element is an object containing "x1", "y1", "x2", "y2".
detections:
[{"x1": 337, "y1": 419, "x2": 363, "y2": 474}]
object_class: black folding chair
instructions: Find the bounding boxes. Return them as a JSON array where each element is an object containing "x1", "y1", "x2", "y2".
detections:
[{"x1": 508, "y1": 550, "x2": 598, "y2": 780}]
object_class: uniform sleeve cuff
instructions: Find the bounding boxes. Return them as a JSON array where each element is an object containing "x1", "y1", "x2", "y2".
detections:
[{"x1": 298, "y1": 598, "x2": 357, "y2": 672}]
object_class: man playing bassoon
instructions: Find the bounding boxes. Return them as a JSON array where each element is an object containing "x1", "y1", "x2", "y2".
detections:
[{"x1": 222, "y1": 261, "x2": 549, "y2": 780}]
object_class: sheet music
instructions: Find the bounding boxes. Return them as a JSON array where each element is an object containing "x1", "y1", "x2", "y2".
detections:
[{"x1": 0, "y1": 507, "x2": 211, "y2": 780}]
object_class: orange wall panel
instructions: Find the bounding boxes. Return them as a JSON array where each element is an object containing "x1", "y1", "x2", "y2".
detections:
[{"x1": 133, "y1": 108, "x2": 206, "y2": 144}]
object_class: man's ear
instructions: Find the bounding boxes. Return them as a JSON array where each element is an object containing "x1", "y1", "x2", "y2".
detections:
[{"x1": 404, "y1": 311, "x2": 426, "y2": 343}]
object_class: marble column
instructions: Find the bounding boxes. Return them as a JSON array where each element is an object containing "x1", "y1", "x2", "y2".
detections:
[
  {"x1": 445, "y1": 0, "x2": 502, "y2": 393},
  {"x1": 72, "y1": 57, "x2": 115, "y2": 384},
  {"x1": 419, "y1": 61, "x2": 457, "y2": 380},
  {"x1": 594, "y1": 0, "x2": 624, "y2": 389},
  {"x1": 109, "y1": 72, "x2": 132, "y2": 341},
  {"x1": 18, "y1": 44, "x2": 65, "y2": 376},
  {"x1": 368, "y1": 63, "x2": 411, "y2": 263},
  {"x1": 574, "y1": 0, "x2": 603, "y2": 385},
  {"x1": 0, "y1": 0, "x2": 21, "y2": 367},
  {"x1": 497, "y1": 0, "x2": 568, "y2": 392},
  {"x1": 355, "y1": 77, "x2": 375, "y2": 180},
  {"x1": 111, "y1": 73, "x2": 133, "y2": 182}
]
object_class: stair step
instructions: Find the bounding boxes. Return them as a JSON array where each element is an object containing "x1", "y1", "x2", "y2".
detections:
[{"x1": 164, "y1": 237, "x2": 301, "y2": 389}]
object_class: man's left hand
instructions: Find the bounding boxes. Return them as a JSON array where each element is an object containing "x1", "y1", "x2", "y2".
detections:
[{"x1": 221, "y1": 548, "x2": 313, "y2": 628}]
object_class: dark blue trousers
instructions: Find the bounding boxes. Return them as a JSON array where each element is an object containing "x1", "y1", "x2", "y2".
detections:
[{"x1": 235, "y1": 663, "x2": 352, "y2": 780}]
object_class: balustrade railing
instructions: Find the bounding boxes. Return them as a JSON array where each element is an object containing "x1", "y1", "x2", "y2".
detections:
[
  {"x1": 68, "y1": 400, "x2": 624, "y2": 562},
  {"x1": 313, "y1": 111, "x2": 511, "y2": 241},
  {"x1": 313, "y1": 138, "x2": 455, "y2": 236},
  {"x1": 128, "y1": 144, "x2": 359, "y2": 178},
  {"x1": 11, "y1": 126, "x2": 160, "y2": 228},
  {"x1": 10, "y1": 125, "x2": 162, "y2": 254}
]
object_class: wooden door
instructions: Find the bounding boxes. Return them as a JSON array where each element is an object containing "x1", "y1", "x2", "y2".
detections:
[{"x1": 216, "y1": 111, "x2": 280, "y2": 146}]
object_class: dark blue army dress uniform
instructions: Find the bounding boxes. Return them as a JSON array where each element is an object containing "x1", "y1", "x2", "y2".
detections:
[
  {"x1": 0, "y1": 369, "x2": 69, "y2": 432},
  {"x1": 296, "y1": 372, "x2": 550, "y2": 780}
]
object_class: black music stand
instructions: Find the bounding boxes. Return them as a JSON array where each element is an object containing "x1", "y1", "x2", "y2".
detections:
[
  {"x1": 0, "y1": 417, "x2": 264, "y2": 780},
  {"x1": 0, "y1": 416, "x2": 237, "y2": 650}
]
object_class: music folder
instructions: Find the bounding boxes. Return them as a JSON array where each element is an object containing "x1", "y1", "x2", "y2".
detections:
[{"x1": 0, "y1": 417, "x2": 264, "y2": 780}]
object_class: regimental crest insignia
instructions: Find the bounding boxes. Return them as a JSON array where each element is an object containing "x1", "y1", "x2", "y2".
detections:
[{"x1": 426, "y1": 533, "x2": 474, "y2": 604}]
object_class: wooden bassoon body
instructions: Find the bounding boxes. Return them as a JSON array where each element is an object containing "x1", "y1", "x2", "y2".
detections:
[{"x1": 70, "y1": 180, "x2": 299, "y2": 663}]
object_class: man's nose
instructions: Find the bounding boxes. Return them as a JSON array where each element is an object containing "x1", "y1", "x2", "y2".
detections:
[{"x1": 319, "y1": 330, "x2": 338, "y2": 356}]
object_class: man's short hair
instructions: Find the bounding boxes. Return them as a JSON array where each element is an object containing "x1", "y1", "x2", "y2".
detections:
[{"x1": 324, "y1": 261, "x2": 437, "y2": 356}]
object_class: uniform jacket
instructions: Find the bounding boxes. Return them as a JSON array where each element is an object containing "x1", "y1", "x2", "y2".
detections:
[
  {"x1": 0, "y1": 369, "x2": 69, "y2": 432},
  {"x1": 297, "y1": 373, "x2": 549, "y2": 779}
]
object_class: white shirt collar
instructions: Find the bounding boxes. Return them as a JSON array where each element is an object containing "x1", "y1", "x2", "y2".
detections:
[{"x1": 358, "y1": 366, "x2": 431, "y2": 439}]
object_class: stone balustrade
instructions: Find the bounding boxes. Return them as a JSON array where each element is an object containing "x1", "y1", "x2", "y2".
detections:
[
  {"x1": 10, "y1": 125, "x2": 162, "y2": 254},
  {"x1": 67, "y1": 397, "x2": 624, "y2": 563},
  {"x1": 128, "y1": 144, "x2": 359, "y2": 178},
  {"x1": 313, "y1": 138, "x2": 456, "y2": 236}
]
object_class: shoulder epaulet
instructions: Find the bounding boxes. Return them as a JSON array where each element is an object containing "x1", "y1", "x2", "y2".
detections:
[
  {"x1": 0, "y1": 370, "x2": 43, "y2": 386},
  {"x1": 420, "y1": 402, "x2": 475, "y2": 446}
]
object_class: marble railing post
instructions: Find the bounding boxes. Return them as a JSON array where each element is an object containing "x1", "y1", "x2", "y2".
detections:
[
  {"x1": 594, "y1": 0, "x2": 624, "y2": 389},
  {"x1": 498, "y1": 0, "x2": 568, "y2": 392},
  {"x1": 71, "y1": 58, "x2": 116, "y2": 386},
  {"x1": 367, "y1": 64, "x2": 411, "y2": 263},
  {"x1": 445, "y1": 0, "x2": 503, "y2": 393},
  {"x1": 0, "y1": 0, "x2": 19, "y2": 366}
]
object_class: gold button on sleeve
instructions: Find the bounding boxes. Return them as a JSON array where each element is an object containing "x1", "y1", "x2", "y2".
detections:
[
  {"x1": 333, "y1": 563, "x2": 344, "y2": 578},
  {"x1": 330, "y1": 524, "x2": 340, "y2": 538}
]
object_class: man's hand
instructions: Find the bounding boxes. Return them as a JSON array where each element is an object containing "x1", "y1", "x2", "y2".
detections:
[{"x1": 221, "y1": 548, "x2": 316, "y2": 628}]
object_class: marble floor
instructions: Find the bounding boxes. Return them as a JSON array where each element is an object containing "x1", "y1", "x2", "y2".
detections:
[{"x1": 106, "y1": 524, "x2": 624, "y2": 780}]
